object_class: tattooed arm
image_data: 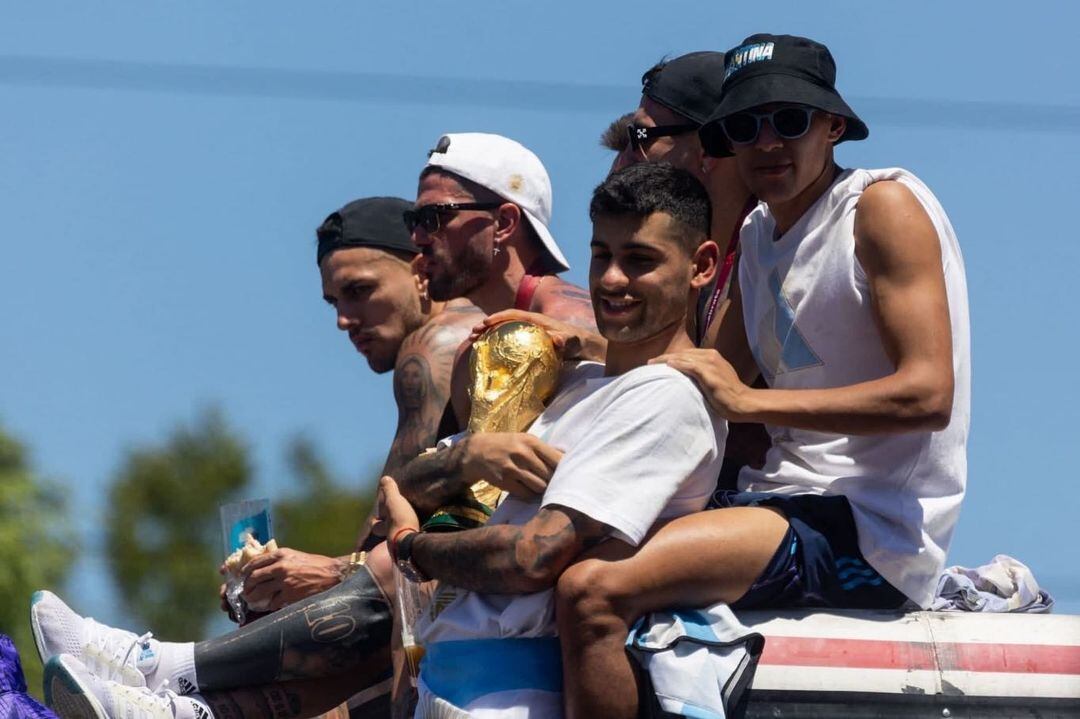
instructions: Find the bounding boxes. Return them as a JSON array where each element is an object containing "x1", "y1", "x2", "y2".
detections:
[
  {"x1": 412, "y1": 505, "x2": 611, "y2": 594},
  {"x1": 382, "y1": 470, "x2": 612, "y2": 595},
  {"x1": 391, "y1": 438, "x2": 468, "y2": 517},
  {"x1": 395, "y1": 431, "x2": 562, "y2": 517},
  {"x1": 353, "y1": 301, "x2": 480, "y2": 551},
  {"x1": 380, "y1": 307, "x2": 476, "y2": 477}
]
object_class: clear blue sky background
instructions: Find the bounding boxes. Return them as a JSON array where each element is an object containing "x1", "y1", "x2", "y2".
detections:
[{"x1": 2, "y1": 2, "x2": 1078, "y2": 632}]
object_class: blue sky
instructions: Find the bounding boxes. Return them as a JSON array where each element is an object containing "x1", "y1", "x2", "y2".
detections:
[{"x1": 2, "y1": 2, "x2": 1078, "y2": 629}]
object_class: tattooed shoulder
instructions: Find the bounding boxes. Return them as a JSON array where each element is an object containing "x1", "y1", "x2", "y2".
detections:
[{"x1": 535, "y1": 280, "x2": 598, "y2": 332}]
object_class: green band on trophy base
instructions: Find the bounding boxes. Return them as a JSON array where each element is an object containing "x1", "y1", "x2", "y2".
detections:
[
  {"x1": 422, "y1": 479, "x2": 501, "y2": 532},
  {"x1": 421, "y1": 501, "x2": 493, "y2": 532}
]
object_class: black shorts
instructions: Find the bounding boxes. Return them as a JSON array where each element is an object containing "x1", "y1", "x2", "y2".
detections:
[{"x1": 707, "y1": 490, "x2": 908, "y2": 611}]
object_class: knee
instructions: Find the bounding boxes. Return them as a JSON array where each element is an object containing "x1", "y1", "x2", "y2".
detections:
[{"x1": 556, "y1": 559, "x2": 635, "y2": 636}]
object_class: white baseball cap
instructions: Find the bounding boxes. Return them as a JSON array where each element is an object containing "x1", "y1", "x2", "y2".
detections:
[{"x1": 423, "y1": 132, "x2": 570, "y2": 272}]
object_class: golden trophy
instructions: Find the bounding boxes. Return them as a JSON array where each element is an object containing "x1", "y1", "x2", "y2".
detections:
[
  {"x1": 399, "y1": 321, "x2": 561, "y2": 686},
  {"x1": 421, "y1": 320, "x2": 560, "y2": 531}
]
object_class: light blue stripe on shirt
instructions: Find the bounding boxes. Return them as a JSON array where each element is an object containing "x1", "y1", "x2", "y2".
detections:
[{"x1": 421, "y1": 637, "x2": 563, "y2": 709}]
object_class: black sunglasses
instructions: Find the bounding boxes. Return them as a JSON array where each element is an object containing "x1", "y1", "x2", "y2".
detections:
[
  {"x1": 402, "y1": 202, "x2": 502, "y2": 233},
  {"x1": 721, "y1": 106, "x2": 817, "y2": 146},
  {"x1": 625, "y1": 122, "x2": 699, "y2": 154}
]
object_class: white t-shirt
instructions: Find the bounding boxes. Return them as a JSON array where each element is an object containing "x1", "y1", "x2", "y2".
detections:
[
  {"x1": 416, "y1": 362, "x2": 726, "y2": 715},
  {"x1": 737, "y1": 167, "x2": 971, "y2": 609}
]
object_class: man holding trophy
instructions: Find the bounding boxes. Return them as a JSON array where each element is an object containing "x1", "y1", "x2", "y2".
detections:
[
  {"x1": 376, "y1": 161, "x2": 729, "y2": 717},
  {"x1": 31, "y1": 134, "x2": 602, "y2": 719}
]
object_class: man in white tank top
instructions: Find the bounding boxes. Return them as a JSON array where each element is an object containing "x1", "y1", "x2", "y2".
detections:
[{"x1": 557, "y1": 33, "x2": 970, "y2": 718}]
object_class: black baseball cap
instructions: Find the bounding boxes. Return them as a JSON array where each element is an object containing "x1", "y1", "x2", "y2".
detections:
[
  {"x1": 700, "y1": 34, "x2": 868, "y2": 157},
  {"x1": 316, "y1": 196, "x2": 418, "y2": 266},
  {"x1": 641, "y1": 51, "x2": 727, "y2": 125}
]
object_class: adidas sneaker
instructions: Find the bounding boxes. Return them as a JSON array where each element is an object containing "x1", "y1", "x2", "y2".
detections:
[
  {"x1": 43, "y1": 654, "x2": 206, "y2": 719},
  {"x1": 31, "y1": 590, "x2": 157, "y2": 688}
]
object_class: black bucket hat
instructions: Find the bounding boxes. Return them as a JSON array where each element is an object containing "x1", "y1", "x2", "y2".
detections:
[
  {"x1": 641, "y1": 51, "x2": 727, "y2": 125},
  {"x1": 699, "y1": 34, "x2": 868, "y2": 157}
]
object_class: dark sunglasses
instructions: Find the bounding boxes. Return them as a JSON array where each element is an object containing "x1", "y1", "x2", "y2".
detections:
[
  {"x1": 721, "y1": 106, "x2": 817, "y2": 146},
  {"x1": 625, "y1": 122, "x2": 699, "y2": 153},
  {"x1": 402, "y1": 202, "x2": 502, "y2": 233}
]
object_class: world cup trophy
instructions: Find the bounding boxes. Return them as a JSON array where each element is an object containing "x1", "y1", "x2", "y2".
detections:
[
  {"x1": 399, "y1": 321, "x2": 560, "y2": 681},
  {"x1": 421, "y1": 320, "x2": 561, "y2": 531}
]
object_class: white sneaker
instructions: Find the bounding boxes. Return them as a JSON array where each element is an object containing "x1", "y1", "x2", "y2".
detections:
[
  {"x1": 43, "y1": 654, "x2": 201, "y2": 719},
  {"x1": 31, "y1": 590, "x2": 156, "y2": 687}
]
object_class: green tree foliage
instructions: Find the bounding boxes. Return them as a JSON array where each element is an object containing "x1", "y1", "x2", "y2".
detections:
[
  {"x1": 103, "y1": 411, "x2": 376, "y2": 643},
  {"x1": 0, "y1": 424, "x2": 72, "y2": 698},
  {"x1": 273, "y1": 436, "x2": 376, "y2": 556},
  {"x1": 104, "y1": 408, "x2": 251, "y2": 641}
]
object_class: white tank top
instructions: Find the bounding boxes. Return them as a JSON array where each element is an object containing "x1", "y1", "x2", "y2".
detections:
[{"x1": 737, "y1": 168, "x2": 971, "y2": 608}]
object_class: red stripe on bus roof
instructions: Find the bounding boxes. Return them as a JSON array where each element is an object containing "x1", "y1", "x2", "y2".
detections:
[{"x1": 760, "y1": 637, "x2": 1080, "y2": 675}]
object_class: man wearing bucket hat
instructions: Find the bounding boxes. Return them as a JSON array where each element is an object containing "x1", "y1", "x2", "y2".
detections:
[
  {"x1": 556, "y1": 34, "x2": 970, "y2": 717},
  {"x1": 507, "y1": 52, "x2": 771, "y2": 492}
]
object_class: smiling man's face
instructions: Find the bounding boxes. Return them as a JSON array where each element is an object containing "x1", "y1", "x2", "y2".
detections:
[{"x1": 588, "y1": 212, "x2": 696, "y2": 346}]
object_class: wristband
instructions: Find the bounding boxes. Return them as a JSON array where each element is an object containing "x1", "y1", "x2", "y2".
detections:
[
  {"x1": 396, "y1": 530, "x2": 430, "y2": 583},
  {"x1": 390, "y1": 527, "x2": 419, "y2": 561}
]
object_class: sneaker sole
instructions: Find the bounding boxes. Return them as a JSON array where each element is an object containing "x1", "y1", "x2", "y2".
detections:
[
  {"x1": 30, "y1": 590, "x2": 52, "y2": 666},
  {"x1": 43, "y1": 656, "x2": 108, "y2": 719}
]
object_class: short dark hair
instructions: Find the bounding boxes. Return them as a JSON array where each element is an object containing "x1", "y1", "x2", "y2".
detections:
[
  {"x1": 589, "y1": 163, "x2": 711, "y2": 251},
  {"x1": 599, "y1": 111, "x2": 635, "y2": 153}
]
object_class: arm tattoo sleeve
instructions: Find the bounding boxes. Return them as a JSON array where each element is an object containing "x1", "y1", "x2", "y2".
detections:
[
  {"x1": 412, "y1": 505, "x2": 611, "y2": 594},
  {"x1": 381, "y1": 319, "x2": 468, "y2": 477},
  {"x1": 393, "y1": 437, "x2": 472, "y2": 518}
]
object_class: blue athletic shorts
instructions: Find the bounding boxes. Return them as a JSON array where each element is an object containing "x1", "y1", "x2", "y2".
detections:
[{"x1": 707, "y1": 490, "x2": 908, "y2": 610}]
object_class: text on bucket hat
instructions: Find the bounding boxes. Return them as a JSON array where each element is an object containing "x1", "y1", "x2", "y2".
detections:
[
  {"x1": 423, "y1": 133, "x2": 570, "y2": 272},
  {"x1": 699, "y1": 34, "x2": 868, "y2": 158}
]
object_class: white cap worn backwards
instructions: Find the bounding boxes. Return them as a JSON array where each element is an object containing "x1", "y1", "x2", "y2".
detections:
[{"x1": 424, "y1": 132, "x2": 570, "y2": 272}]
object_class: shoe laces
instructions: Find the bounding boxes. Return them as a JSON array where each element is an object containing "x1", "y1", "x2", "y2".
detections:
[
  {"x1": 82, "y1": 617, "x2": 153, "y2": 685},
  {"x1": 107, "y1": 679, "x2": 179, "y2": 719}
]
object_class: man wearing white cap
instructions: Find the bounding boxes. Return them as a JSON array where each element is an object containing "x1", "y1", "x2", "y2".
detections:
[
  {"x1": 28, "y1": 134, "x2": 600, "y2": 719},
  {"x1": 394, "y1": 132, "x2": 603, "y2": 518},
  {"x1": 409, "y1": 133, "x2": 595, "y2": 325}
]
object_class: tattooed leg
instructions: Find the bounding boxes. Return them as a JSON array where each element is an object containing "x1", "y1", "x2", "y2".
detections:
[
  {"x1": 201, "y1": 676, "x2": 356, "y2": 719},
  {"x1": 194, "y1": 563, "x2": 392, "y2": 690}
]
